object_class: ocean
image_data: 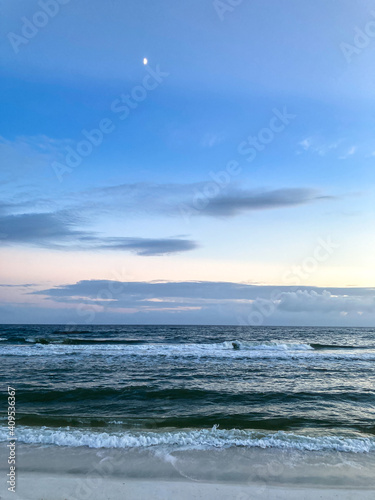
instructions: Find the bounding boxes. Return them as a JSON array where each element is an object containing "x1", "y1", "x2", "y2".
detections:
[{"x1": 1, "y1": 323, "x2": 375, "y2": 459}]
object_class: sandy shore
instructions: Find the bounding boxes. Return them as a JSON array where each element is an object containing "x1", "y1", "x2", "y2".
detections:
[
  {"x1": 2, "y1": 443, "x2": 375, "y2": 499},
  {"x1": 2, "y1": 473, "x2": 375, "y2": 500}
]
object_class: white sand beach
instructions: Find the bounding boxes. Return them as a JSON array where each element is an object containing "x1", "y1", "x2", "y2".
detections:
[
  {"x1": 4, "y1": 473, "x2": 375, "y2": 500},
  {"x1": 2, "y1": 443, "x2": 375, "y2": 500}
]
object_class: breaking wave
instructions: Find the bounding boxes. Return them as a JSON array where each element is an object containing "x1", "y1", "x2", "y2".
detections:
[
  {"x1": 1, "y1": 339, "x2": 375, "y2": 361},
  {"x1": 1, "y1": 425, "x2": 374, "y2": 453}
]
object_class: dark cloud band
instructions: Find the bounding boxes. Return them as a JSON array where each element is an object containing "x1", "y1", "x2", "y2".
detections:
[{"x1": 0, "y1": 212, "x2": 197, "y2": 256}]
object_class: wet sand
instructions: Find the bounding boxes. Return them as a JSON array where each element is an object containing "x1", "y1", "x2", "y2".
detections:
[{"x1": 1, "y1": 443, "x2": 375, "y2": 499}]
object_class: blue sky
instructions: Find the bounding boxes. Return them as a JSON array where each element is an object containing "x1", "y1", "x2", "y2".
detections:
[{"x1": 1, "y1": 0, "x2": 375, "y2": 325}]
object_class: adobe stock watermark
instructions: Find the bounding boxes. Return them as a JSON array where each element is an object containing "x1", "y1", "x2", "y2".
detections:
[
  {"x1": 237, "y1": 235, "x2": 339, "y2": 326},
  {"x1": 51, "y1": 64, "x2": 169, "y2": 182},
  {"x1": 66, "y1": 450, "x2": 124, "y2": 500},
  {"x1": 340, "y1": 11, "x2": 375, "y2": 63},
  {"x1": 7, "y1": 0, "x2": 72, "y2": 54},
  {"x1": 179, "y1": 106, "x2": 296, "y2": 222},
  {"x1": 213, "y1": 0, "x2": 244, "y2": 21}
]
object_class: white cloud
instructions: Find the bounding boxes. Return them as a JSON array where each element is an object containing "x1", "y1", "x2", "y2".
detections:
[
  {"x1": 339, "y1": 145, "x2": 357, "y2": 160},
  {"x1": 298, "y1": 136, "x2": 362, "y2": 160},
  {"x1": 201, "y1": 133, "x2": 225, "y2": 148}
]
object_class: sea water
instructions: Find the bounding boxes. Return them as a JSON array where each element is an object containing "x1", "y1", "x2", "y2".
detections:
[{"x1": 1, "y1": 324, "x2": 375, "y2": 477}]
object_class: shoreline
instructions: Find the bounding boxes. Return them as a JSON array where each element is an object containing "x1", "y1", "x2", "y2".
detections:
[
  {"x1": 4, "y1": 473, "x2": 375, "y2": 500},
  {"x1": 2, "y1": 443, "x2": 375, "y2": 499}
]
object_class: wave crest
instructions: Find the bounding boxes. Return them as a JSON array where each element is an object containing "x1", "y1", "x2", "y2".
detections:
[{"x1": 1, "y1": 425, "x2": 374, "y2": 453}]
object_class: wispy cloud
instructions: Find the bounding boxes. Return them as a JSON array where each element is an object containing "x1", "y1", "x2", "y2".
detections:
[
  {"x1": 0, "y1": 135, "x2": 71, "y2": 179},
  {"x1": 299, "y1": 137, "x2": 313, "y2": 151},
  {"x1": 0, "y1": 212, "x2": 197, "y2": 256},
  {"x1": 204, "y1": 188, "x2": 334, "y2": 217},
  {"x1": 201, "y1": 132, "x2": 225, "y2": 148},
  {"x1": 0, "y1": 283, "x2": 38, "y2": 288},
  {"x1": 93, "y1": 237, "x2": 198, "y2": 256},
  {"x1": 339, "y1": 145, "x2": 357, "y2": 160},
  {"x1": 298, "y1": 136, "x2": 359, "y2": 160},
  {"x1": 298, "y1": 136, "x2": 343, "y2": 156},
  {"x1": 81, "y1": 183, "x2": 335, "y2": 218},
  {"x1": 0, "y1": 212, "x2": 84, "y2": 243}
]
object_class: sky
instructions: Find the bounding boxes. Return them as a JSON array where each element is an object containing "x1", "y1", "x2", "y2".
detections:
[{"x1": 0, "y1": 0, "x2": 375, "y2": 325}]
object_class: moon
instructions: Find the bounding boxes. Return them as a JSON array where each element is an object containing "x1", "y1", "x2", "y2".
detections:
[{"x1": 143, "y1": 58, "x2": 148, "y2": 65}]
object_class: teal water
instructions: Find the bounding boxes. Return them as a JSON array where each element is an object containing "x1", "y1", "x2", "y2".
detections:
[{"x1": 1, "y1": 325, "x2": 375, "y2": 452}]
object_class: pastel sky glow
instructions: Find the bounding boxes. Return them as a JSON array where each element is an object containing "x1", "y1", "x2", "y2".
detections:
[{"x1": 1, "y1": 0, "x2": 374, "y2": 325}]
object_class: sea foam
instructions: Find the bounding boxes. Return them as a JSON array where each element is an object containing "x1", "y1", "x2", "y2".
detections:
[
  {"x1": 1, "y1": 340, "x2": 375, "y2": 362},
  {"x1": 1, "y1": 425, "x2": 374, "y2": 453}
]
